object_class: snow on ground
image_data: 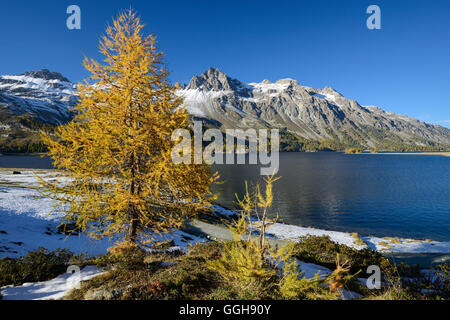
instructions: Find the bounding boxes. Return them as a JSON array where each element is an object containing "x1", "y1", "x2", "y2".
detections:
[
  {"x1": 0, "y1": 170, "x2": 387, "y2": 300},
  {"x1": 365, "y1": 237, "x2": 450, "y2": 253},
  {"x1": 1, "y1": 265, "x2": 103, "y2": 300},
  {"x1": 267, "y1": 223, "x2": 367, "y2": 250},
  {"x1": 0, "y1": 170, "x2": 205, "y2": 259},
  {"x1": 0, "y1": 171, "x2": 112, "y2": 258},
  {"x1": 297, "y1": 261, "x2": 332, "y2": 279},
  {"x1": 1, "y1": 169, "x2": 450, "y2": 260},
  {"x1": 211, "y1": 204, "x2": 450, "y2": 254},
  {"x1": 281, "y1": 259, "x2": 362, "y2": 300},
  {"x1": 210, "y1": 205, "x2": 238, "y2": 218},
  {"x1": 266, "y1": 222, "x2": 450, "y2": 254},
  {"x1": 0, "y1": 256, "x2": 360, "y2": 300},
  {"x1": 297, "y1": 260, "x2": 363, "y2": 300}
]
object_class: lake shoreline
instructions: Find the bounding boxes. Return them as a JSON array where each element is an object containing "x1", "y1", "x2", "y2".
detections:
[
  {"x1": 1, "y1": 150, "x2": 450, "y2": 157},
  {"x1": 1, "y1": 167, "x2": 450, "y2": 249},
  {"x1": 209, "y1": 206, "x2": 450, "y2": 254},
  {"x1": 362, "y1": 152, "x2": 450, "y2": 157},
  {"x1": 1, "y1": 155, "x2": 450, "y2": 258},
  {"x1": 188, "y1": 212, "x2": 450, "y2": 268},
  {"x1": 0, "y1": 169, "x2": 449, "y2": 272},
  {"x1": 0, "y1": 153, "x2": 47, "y2": 157}
]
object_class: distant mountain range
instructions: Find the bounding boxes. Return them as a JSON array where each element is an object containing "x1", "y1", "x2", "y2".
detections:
[
  {"x1": 177, "y1": 68, "x2": 450, "y2": 151},
  {"x1": 0, "y1": 70, "x2": 76, "y2": 152},
  {"x1": 1, "y1": 68, "x2": 449, "y2": 153},
  {"x1": 0, "y1": 69, "x2": 76, "y2": 125}
]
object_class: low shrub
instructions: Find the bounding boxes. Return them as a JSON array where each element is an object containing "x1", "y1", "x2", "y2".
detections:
[
  {"x1": 279, "y1": 251, "x2": 340, "y2": 300},
  {"x1": 0, "y1": 247, "x2": 73, "y2": 287},
  {"x1": 95, "y1": 242, "x2": 147, "y2": 271},
  {"x1": 291, "y1": 235, "x2": 392, "y2": 274},
  {"x1": 345, "y1": 148, "x2": 363, "y2": 154},
  {"x1": 434, "y1": 264, "x2": 450, "y2": 299},
  {"x1": 66, "y1": 241, "x2": 224, "y2": 300}
]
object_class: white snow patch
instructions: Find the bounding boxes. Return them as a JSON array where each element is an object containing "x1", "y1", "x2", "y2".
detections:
[
  {"x1": 266, "y1": 223, "x2": 368, "y2": 250},
  {"x1": 0, "y1": 185, "x2": 113, "y2": 258},
  {"x1": 0, "y1": 75, "x2": 75, "y2": 96},
  {"x1": 312, "y1": 92, "x2": 341, "y2": 106},
  {"x1": 366, "y1": 237, "x2": 450, "y2": 253},
  {"x1": 266, "y1": 222, "x2": 450, "y2": 253},
  {"x1": 291, "y1": 259, "x2": 362, "y2": 300},
  {"x1": 0, "y1": 265, "x2": 103, "y2": 300},
  {"x1": 176, "y1": 89, "x2": 232, "y2": 117},
  {"x1": 0, "y1": 171, "x2": 206, "y2": 258},
  {"x1": 248, "y1": 81, "x2": 290, "y2": 96},
  {"x1": 210, "y1": 205, "x2": 450, "y2": 254},
  {"x1": 297, "y1": 260, "x2": 331, "y2": 279}
]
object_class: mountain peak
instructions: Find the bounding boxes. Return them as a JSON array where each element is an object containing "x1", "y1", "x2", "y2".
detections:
[
  {"x1": 186, "y1": 67, "x2": 248, "y2": 93},
  {"x1": 20, "y1": 69, "x2": 70, "y2": 83},
  {"x1": 276, "y1": 78, "x2": 299, "y2": 86},
  {"x1": 205, "y1": 67, "x2": 225, "y2": 76}
]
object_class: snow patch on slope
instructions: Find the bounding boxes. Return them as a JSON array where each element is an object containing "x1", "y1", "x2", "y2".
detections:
[
  {"x1": 248, "y1": 81, "x2": 290, "y2": 97},
  {"x1": 0, "y1": 75, "x2": 75, "y2": 95},
  {"x1": 1, "y1": 265, "x2": 103, "y2": 300},
  {"x1": 176, "y1": 89, "x2": 230, "y2": 117},
  {"x1": 313, "y1": 92, "x2": 341, "y2": 107},
  {"x1": 0, "y1": 72, "x2": 77, "y2": 124},
  {"x1": 266, "y1": 222, "x2": 450, "y2": 253},
  {"x1": 0, "y1": 170, "x2": 206, "y2": 259}
]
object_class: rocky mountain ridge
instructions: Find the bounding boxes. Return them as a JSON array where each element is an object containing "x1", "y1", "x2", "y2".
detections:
[
  {"x1": 0, "y1": 69, "x2": 76, "y2": 126},
  {"x1": 1, "y1": 68, "x2": 449, "y2": 152},
  {"x1": 177, "y1": 68, "x2": 450, "y2": 149}
]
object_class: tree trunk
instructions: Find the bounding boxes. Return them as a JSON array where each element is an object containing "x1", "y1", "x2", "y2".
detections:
[
  {"x1": 129, "y1": 216, "x2": 137, "y2": 243},
  {"x1": 129, "y1": 150, "x2": 138, "y2": 244},
  {"x1": 260, "y1": 207, "x2": 267, "y2": 268}
]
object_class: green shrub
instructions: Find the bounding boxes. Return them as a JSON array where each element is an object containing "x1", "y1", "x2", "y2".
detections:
[
  {"x1": 433, "y1": 264, "x2": 450, "y2": 299},
  {"x1": 94, "y1": 246, "x2": 147, "y2": 271},
  {"x1": 0, "y1": 247, "x2": 73, "y2": 287},
  {"x1": 279, "y1": 252, "x2": 339, "y2": 300},
  {"x1": 292, "y1": 235, "x2": 392, "y2": 274},
  {"x1": 67, "y1": 241, "x2": 224, "y2": 300},
  {"x1": 345, "y1": 148, "x2": 363, "y2": 154}
]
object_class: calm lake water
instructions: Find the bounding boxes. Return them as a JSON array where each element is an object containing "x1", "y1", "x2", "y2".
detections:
[
  {"x1": 0, "y1": 155, "x2": 53, "y2": 169},
  {"x1": 1, "y1": 153, "x2": 450, "y2": 241},
  {"x1": 212, "y1": 152, "x2": 450, "y2": 242}
]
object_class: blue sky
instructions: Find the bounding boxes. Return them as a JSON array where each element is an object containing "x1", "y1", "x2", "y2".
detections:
[{"x1": 0, "y1": 0, "x2": 449, "y2": 126}]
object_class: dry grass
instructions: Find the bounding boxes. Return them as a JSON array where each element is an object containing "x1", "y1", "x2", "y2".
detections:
[
  {"x1": 382, "y1": 237, "x2": 402, "y2": 244},
  {"x1": 350, "y1": 233, "x2": 367, "y2": 247},
  {"x1": 378, "y1": 241, "x2": 394, "y2": 250}
]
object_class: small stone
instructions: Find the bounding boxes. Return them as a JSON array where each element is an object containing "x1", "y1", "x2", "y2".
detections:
[{"x1": 85, "y1": 288, "x2": 122, "y2": 300}]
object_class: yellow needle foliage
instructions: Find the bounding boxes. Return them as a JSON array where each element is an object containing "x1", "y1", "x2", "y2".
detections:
[
  {"x1": 207, "y1": 176, "x2": 351, "y2": 299},
  {"x1": 206, "y1": 206, "x2": 276, "y2": 294},
  {"x1": 40, "y1": 10, "x2": 219, "y2": 246},
  {"x1": 207, "y1": 176, "x2": 282, "y2": 295}
]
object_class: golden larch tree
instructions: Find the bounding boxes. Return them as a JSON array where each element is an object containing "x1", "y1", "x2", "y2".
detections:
[{"x1": 41, "y1": 10, "x2": 218, "y2": 246}]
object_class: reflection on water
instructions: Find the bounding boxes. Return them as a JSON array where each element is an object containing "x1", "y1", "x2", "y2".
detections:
[{"x1": 213, "y1": 152, "x2": 450, "y2": 241}]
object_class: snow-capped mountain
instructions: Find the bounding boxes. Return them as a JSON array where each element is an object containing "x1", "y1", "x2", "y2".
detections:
[
  {"x1": 177, "y1": 68, "x2": 450, "y2": 148},
  {"x1": 0, "y1": 69, "x2": 77, "y2": 125},
  {"x1": 1, "y1": 68, "x2": 449, "y2": 150}
]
